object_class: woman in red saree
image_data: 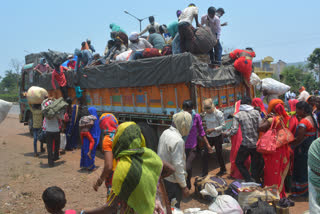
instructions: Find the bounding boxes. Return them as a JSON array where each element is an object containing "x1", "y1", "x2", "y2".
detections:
[
  {"x1": 229, "y1": 100, "x2": 250, "y2": 179},
  {"x1": 259, "y1": 100, "x2": 297, "y2": 198}
]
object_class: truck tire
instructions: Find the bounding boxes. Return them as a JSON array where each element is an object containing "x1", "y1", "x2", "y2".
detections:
[
  {"x1": 137, "y1": 122, "x2": 158, "y2": 152},
  {"x1": 28, "y1": 114, "x2": 33, "y2": 137}
]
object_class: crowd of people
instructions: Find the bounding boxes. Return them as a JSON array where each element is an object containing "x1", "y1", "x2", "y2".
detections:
[
  {"x1": 33, "y1": 84, "x2": 320, "y2": 213},
  {"x1": 24, "y1": 2, "x2": 320, "y2": 214}
]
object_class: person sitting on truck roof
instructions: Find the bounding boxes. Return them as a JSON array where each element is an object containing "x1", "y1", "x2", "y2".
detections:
[
  {"x1": 86, "y1": 39, "x2": 95, "y2": 53},
  {"x1": 128, "y1": 32, "x2": 153, "y2": 52},
  {"x1": 34, "y1": 58, "x2": 53, "y2": 74},
  {"x1": 178, "y1": 3, "x2": 200, "y2": 53},
  {"x1": 109, "y1": 23, "x2": 126, "y2": 34},
  {"x1": 111, "y1": 31, "x2": 129, "y2": 47},
  {"x1": 148, "y1": 27, "x2": 166, "y2": 50},
  {"x1": 74, "y1": 48, "x2": 93, "y2": 72},
  {"x1": 66, "y1": 55, "x2": 76, "y2": 70},
  {"x1": 139, "y1": 16, "x2": 160, "y2": 36}
]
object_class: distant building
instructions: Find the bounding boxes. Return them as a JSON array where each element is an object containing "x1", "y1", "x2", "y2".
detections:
[{"x1": 253, "y1": 56, "x2": 286, "y2": 79}]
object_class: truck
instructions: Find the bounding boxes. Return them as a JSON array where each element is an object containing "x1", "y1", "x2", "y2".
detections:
[{"x1": 19, "y1": 50, "x2": 253, "y2": 150}]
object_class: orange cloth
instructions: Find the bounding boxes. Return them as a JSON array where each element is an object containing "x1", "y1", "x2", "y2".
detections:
[
  {"x1": 81, "y1": 131, "x2": 95, "y2": 150},
  {"x1": 267, "y1": 99, "x2": 284, "y2": 114},
  {"x1": 300, "y1": 118, "x2": 317, "y2": 136},
  {"x1": 81, "y1": 42, "x2": 89, "y2": 51}
]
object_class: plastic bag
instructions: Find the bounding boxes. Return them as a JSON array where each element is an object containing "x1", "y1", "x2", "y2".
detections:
[
  {"x1": 250, "y1": 73, "x2": 261, "y2": 86},
  {"x1": 60, "y1": 133, "x2": 66, "y2": 150},
  {"x1": 208, "y1": 195, "x2": 243, "y2": 214},
  {"x1": 27, "y1": 86, "x2": 48, "y2": 104},
  {"x1": 257, "y1": 78, "x2": 290, "y2": 95},
  {"x1": 0, "y1": 99, "x2": 12, "y2": 124}
]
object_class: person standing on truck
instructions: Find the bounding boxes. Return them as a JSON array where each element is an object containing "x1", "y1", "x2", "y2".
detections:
[
  {"x1": 29, "y1": 103, "x2": 45, "y2": 157},
  {"x1": 157, "y1": 111, "x2": 192, "y2": 208},
  {"x1": 139, "y1": 16, "x2": 160, "y2": 36},
  {"x1": 201, "y1": 7, "x2": 221, "y2": 65},
  {"x1": 182, "y1": 100, "x2": 213, "y2": 190},
  {"x1": 178, "y1": 3, "x2": 200, "y2": 53},
  {"x1": 202, "y1": 98, "x2": 227, "y2": 177}
]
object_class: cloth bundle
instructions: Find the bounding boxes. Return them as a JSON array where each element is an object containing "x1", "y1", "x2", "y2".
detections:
[
  {"x1": 27, "y1": 86, "x2": 48, "y2": 104},
  {"x1": 256, "y1": 78, "x2": 290, "y2": 96}
]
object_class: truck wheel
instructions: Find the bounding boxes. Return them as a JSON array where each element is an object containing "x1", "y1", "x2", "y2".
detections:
[
  {"x1": 137, "y1": 122, "x2": 158, "y2": 152},
  {"x1": 28, "y1": 116, "x2": 33, "y2": 137}
]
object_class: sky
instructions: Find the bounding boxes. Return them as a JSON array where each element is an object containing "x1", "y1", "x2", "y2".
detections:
[{"x1": 0, "y1": 0, "x2": 319, "y2": 77}]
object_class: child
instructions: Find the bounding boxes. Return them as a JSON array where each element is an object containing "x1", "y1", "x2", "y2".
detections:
[{"x1": 42, "y1": 186, "x2": 76, "y2": 214}]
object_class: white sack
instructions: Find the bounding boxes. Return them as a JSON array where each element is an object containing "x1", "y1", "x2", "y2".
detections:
[
  {"x1": 257, "y1": 78, "x2": 290, "y2": 95},
  {"x1": 250, "y1": 73, "x2": 261, "y2": 86},
  {"x1": 208, "y1": 195, "x2": 243, "y2": 214},
  {"x1": 0, "y1": 99, "x2": 13, "y2": 124},
  {"x1": 60, "y1": 133, "x2": 67, "y2": 150}
]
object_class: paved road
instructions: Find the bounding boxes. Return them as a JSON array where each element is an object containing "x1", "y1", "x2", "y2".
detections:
[{"x1": 9, "y1": 104, "x2": 19, "y2": 115}]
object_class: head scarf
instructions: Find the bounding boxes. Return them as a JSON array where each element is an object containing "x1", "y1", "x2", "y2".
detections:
[
  {"x1": 110, "y1": 122, "x2": 162, "y2": 214},
  {"x1": 308, "y1": 138, "x2": 320, "y2": 204},
  {"x1": 173, "y1": 111, "x2": 192, "y2": 137},
  {"x1": 267, "y1": 99, "x2": 284, "y2": 114},
  {"x1": 40, "y1": 58, "x2": 46, "y2": 65},
  {"x1": 252, "y1": 98, "x2": 266, "y2": 115},
  {"x1": 110, "y1": 23, "x2": 126, "y2": 34},
  {"x1": 88, "y1": 107, "x2": 101, "y2": 141},
  {"x1": 129, "y1": 32, "x2": 139, "y2": 41},
  {"x1": 176, "y1": 10, "x2": 182, "y2": 18},
  {"x1": 274, "y1": 103, "x2": 290, "y2": 126},
  {"x1": 81, "y1": 42, "x2": 89, "y2": 51},
  {"x1": 299, "y1": 86, "x2": 306, "y2": 93}
]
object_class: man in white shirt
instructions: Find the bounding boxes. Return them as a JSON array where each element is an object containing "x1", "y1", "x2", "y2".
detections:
[
  {"x1": 178, "y1": 3, "x2": 200, "y2": 53},
  {"x1": 157, "y1": 111, "x2": 192, "y2": 208},
  {"x1": 128, "y1": 32, "x2": 153, "y2": 60},
  {"x1": 128, "y1": 32, "x2": 153, "y2": 52},
  {"x1": 42, "y1": 99, "x2": 64, "y2": 167},
  {"x1": 298, "y1": 86, "x2": 310, "y2": 102},
  {"x1": 139, "y1": 16, "x2": 160, "y2": 36},
  {"x1": 201, "y1": 7, "x2": 222, "y2": 64},
  {"x1": 202, "y1": 98, "x2": 226, "y2": 176}
]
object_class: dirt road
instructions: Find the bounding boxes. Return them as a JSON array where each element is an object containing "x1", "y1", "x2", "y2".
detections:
[{"x1": 0, "y1": 115, "x2": 309, "y2": 213}]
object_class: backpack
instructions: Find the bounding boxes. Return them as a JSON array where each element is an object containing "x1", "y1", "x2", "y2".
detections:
[
  {"x1": 225, "y1": 180, "x2": 243, "y2": 200},
  {"x1": 194, "y1": 175, "x2": 228, "y2": 201},
  {"x1": 244, "y1": 198, "x2": 276, "y2": 214},
  {"x1": 42, "y1": 97, "x2": 68, "y2": 119}
]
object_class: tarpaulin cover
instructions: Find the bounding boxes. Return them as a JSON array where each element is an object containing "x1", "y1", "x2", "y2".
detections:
[{"x1": 36, "y1": 52, "x2": 242, "y2": 90}]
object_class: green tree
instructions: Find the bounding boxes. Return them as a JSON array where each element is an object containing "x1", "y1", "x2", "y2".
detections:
[
  {"x1": 308, "y1": 48, "x2": 320, "y2": 84},
  {"x1": 0, "y1": 70, "x2": 20, "y2": 92},
  {"x1": 281, "y1": 65, "x2": 317, "y2": 93}
]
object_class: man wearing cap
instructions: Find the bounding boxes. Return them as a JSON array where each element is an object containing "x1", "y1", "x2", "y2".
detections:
[
  {"x1": 157, "y1": 111, "x2": 192, "y2": 208},
  {"x1": 139, "y1": 16, "x2": 160, "y2": 36},
  {"x1": 128, "y1": 32, "x2": 153, "y2": 52},
  {"x1": 67, "y1": 55, "x2": 76, "y2": 70},
  {"x1": 202, "y1": 98, "x2": 226, "y2": 176}
]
